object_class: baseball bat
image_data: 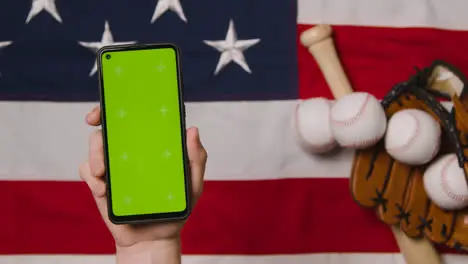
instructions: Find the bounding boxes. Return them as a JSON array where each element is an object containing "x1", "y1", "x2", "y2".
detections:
[{"x1": 299, "y1": 24, "x2": 442, "y2": 264}]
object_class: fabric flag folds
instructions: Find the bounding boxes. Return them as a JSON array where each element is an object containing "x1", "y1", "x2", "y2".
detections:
[{"x1": 0, "y1": 0, "x2": 468, "y2": 263}]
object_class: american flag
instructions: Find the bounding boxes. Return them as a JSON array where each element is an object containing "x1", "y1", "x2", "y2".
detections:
[{"x1": 1, "y1": 0, "x2": 468, "y2": 263}]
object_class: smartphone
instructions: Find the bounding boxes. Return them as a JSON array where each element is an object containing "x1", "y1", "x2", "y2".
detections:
[{"x1": 96, "y1": 43, "x2": 191, "y2": 224}]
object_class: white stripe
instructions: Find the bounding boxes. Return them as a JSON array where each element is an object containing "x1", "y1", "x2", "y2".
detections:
[
  {"x1": 0, "y1": 100, "x2": 353, "y2": 181},
  {"x1": 0, "y1": 101, "x2": 453, "y2": 182},
  {"x1": 297, "y1": 0, "x2": 468, "y2": 30},
  {"x1": 0, "y1": 253, "x2": 466, "y2": 264}
]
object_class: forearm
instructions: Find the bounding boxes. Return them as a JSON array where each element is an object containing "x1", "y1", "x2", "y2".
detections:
[{"x1": 116, "y1": 239, "x2": 181, "y2": 264}]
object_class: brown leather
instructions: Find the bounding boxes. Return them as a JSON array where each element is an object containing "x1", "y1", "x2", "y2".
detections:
[{"x1": 350, "y1": 60, "x2": 468, "y2": 251}]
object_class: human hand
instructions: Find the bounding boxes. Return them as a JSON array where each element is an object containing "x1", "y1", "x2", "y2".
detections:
[{"x1": 79, "y1": 105, "x2": 207, "y2": 263}]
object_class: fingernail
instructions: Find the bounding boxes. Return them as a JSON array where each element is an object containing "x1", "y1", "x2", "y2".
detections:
[
  {"x1": 194, "y1": 127, "x2": 203, "y2": 146},
  {"x1": 191, "y1": 126, "x2": 199, "y2": 137}
]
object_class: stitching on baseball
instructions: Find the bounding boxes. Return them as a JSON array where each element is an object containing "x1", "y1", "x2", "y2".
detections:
[
  {"x1": 441, "y1": 155, "x2": 468, "y2": 202},
  {"x1": 330, "y1": 93, "x2": 370, "y2": 127},
  {"x1": 294, "y1": 102, "x2": 336, "y2": 151},
  {"x1": 386, "y1": 111, "x2": 419, "y2": 153},
  {"x1": 329, "y1": 93, "x2": 382, "y2": 148}
]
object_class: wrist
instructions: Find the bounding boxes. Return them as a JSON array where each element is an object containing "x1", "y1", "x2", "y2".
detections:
[{"x1": 116, "y1": 238, "x2": 181, "y2": 264}]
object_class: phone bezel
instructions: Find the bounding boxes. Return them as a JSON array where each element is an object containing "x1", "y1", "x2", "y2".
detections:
[{"x1": 96, "y1": 43, "x2": 191, "y2": 225}]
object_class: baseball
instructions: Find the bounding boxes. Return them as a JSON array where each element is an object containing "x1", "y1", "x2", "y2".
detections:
[
  {"x1": 423, "y1": 153, "x2": 468, "y2": 210},
  {"x1": 385, "y1": 109, "x2": 441, "y2": 165},
  {"x1": 330, "y1": 92, "x2": 387, "y2": 149},
  {"x1": 294, "y1": 97, "x2": 337, "y2": 153}
]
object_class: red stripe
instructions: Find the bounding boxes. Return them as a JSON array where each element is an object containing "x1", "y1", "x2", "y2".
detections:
[
  {"x1": 297, "y1": 25, "x2": 468, "y2": 100},
  {"x1": 0, "y1": 179, "x2": 465, "y2": 255}
]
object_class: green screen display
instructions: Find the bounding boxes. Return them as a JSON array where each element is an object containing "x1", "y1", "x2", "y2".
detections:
[{"x1": 100, "y1": 46, "x2": 187, "y2": 217}]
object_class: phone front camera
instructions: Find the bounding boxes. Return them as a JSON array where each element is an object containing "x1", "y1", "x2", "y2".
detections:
[{"x1": 106, "y1": 54, "x2": 111, "y2": 60}]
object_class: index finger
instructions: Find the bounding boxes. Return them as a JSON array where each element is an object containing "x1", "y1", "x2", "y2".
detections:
[{"x1": 86, "y1": 105, "x2": 101, "y2": 126}]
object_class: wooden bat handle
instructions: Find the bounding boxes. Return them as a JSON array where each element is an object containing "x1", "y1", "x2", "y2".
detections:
[
  {"x1": 391, "y1": 226, "x2": 442, "y2": 264},
  {"x1": 299, "y1": 24, "x2": 353, "y2": 99},
  {"x1": 300, "y1": 24, "x2": 442, "y2": 264}
]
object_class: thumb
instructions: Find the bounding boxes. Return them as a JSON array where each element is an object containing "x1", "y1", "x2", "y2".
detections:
[{"x1": 186, "y1": 127, "x2": 207, "y2": 202}]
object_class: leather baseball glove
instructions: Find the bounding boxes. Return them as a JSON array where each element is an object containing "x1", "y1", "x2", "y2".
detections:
[{"x1": 350, "y1": 60, "x2": 468, "y2": 250}]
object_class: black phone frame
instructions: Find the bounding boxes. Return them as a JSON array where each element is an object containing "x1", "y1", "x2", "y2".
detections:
[{"x1": 96, "y1": 43, "x2": 191, "y2": 225}]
